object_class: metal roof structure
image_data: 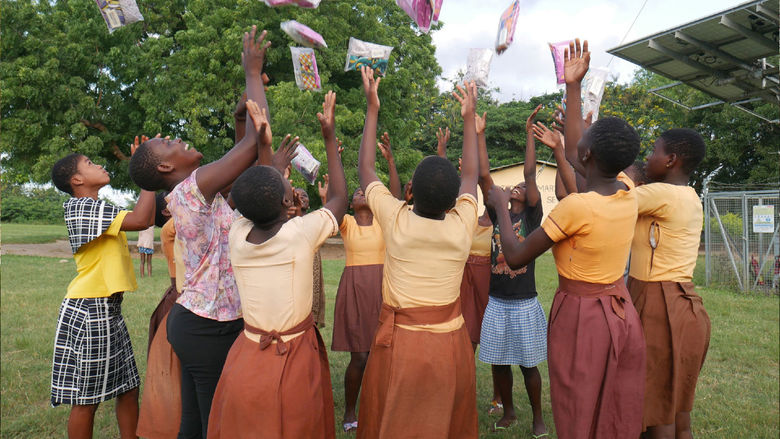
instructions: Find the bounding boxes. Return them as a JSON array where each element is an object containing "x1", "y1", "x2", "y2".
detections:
[{"x1": 608, "y1": 0, "x2": 779, "y2": 123}]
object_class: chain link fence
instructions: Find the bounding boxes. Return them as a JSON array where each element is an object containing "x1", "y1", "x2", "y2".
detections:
[{"x1": 704, "y1": 189, "x2": 780, "y2": 294}]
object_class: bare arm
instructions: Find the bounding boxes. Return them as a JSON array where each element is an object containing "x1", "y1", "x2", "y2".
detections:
[
  {"x1": 452, "y1": 82, "x2": 479, "y2": 198},
  {"x1": 233, "y1": 92, "x2": 247, "y2": 144},
  {"x1": 524, "y1": 105, "x2": 542, "y2": 207},
  {"x1": 563, "y1": 39, "x2": 590, "y2": 177},
  {"x1": 121, "y1": 190, "x2": 156, "y2": 231},
  {"x1": 318, "y1": 91, "x2": 348, "y2": 223},
  {"x1": 533, "y1": 121, "x2": 577, "y2": 195},
  {"x1": 474, "y1": 111, "x2": 494, "y2": 202},
  {"x1": 436, "y1": 127, "x2": 450, "y2": 158},
  {"x1": 485, "y1": 185, "x2": 554, "y2": 269},
  {"x1": 358, "y1": 66, "x2": 381, "y2": 191},
  {"x1": 378, "y1": 132, "x2": 403, "y2": 200}
]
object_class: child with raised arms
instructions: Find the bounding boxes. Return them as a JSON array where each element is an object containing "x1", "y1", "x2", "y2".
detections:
[
  {"x1": 485, "y1": 39, "x2": 646, "y2": 439},
  {"x1": 206, "y1": 90, "x2": 347, "y2": 439},
  {"x1": 356, "y1": 66, "x2": 480, "y2": 438},
  {"x1": 127, "y1": 25, "x2": 272, "y2": 438},
  {"x1": 50, "y1": 146, "x2": 155, "y2": 439},
  {"x1": 626, "y1": 129, "x2": 710, "y2": 439}
]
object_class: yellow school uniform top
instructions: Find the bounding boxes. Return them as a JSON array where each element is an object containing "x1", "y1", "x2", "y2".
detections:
[
  {"x1": 229, "y1": 210, "x2": 338, "y2": 343},
  {"x1": 541, "y1": 189, "x2": 638, "y2": 283},
  {"x1": 340, "y1": 214, "x2": 385, "y2": 267},
  {"x1": 66, "y1": 211, "x2": 137, "y2": 299},
  {"x1": 617, "y1": 171, "x2": 635, "y2": 190},
  {"x1": 470, "y1": 223, "x2": 493, "y2": 257},
  {"x1": 629, "y1": 183, "x2": 702, "y2": 282},
  {"x1": 366, "y1": 181, "x2": 478, "y2": 333},
  {"x1": 174, "y1": 237, "x2": 185, "y2": 293},
  {"x1": 161, "y1": 218, "x2": 177, "y2": 278}
]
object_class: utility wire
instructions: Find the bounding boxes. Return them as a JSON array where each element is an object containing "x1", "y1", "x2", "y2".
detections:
[{"x1": 607, "y1": 0, "x2": 650, "y2": 67}]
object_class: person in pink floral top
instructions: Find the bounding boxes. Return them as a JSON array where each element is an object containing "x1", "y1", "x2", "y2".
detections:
[{"x1": 128, "y1": 26, "x2": 282, "y2": 438}]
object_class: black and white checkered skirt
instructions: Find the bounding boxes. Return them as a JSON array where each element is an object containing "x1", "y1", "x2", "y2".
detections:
[{"x1": 50, "y1": 294, "x2": 140, "y2": 406}]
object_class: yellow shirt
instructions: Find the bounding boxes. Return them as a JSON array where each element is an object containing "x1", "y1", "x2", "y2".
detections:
[
  {"x1": 366, "y1": 181, "x2": 478, "y2": 332},
  {"x1": 340, "y1": 214, "x2": 385, "y2": 267},
  {"x1": 542, "y1": 190, "x2": 637, "y2": 283},
  {"x1": 229, "y1": 210, "x2": 338, "y2": 343},
  {"x1": 629, "y1": 183, "x2": 702, "y2": 282},
  {"x1": 174, "y1": 237, "x2": 185, "y2": 293},
  {"x1": 617, "y1": 171, "x2": 635, "y2": 190},
  {"x1": 470, "y1": 223, "x2": 493, "y2": 257},
  {"x1": 161, "y1": 218, "x2": 177, "y2": 278},
  {"x1": 66, "y1": 211, "x2": 137, "y2": 298}
]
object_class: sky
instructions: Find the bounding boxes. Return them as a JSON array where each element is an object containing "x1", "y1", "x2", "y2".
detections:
[{"x1": 431, "y1": 0, "x2": 747, "y2": 102}]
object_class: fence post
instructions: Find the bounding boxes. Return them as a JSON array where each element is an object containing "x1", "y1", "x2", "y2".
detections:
[{"x1": 742, "y1": 193, "x2": 750, "y2": 293}]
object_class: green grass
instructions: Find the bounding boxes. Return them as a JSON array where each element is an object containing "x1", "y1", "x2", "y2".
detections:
[
  {"x1": 1, "y1": 253, "x2": 778, "y2": 438},
  {"x1": 1, "y1": 223, "x2": 161, "y2": 244}
]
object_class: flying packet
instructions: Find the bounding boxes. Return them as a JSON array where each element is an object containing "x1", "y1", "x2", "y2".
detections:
[
  {"x1": 290, "y1": 47, "x2": 322, "y2": 92},
  {"x1": 464, "y1": 49, "x2": 494, "y2": 88},
  {"x1": 95, "y1": 0, "x2": 144, "y2": 33},
  {"x1": 548, "y1": 40, "x2": 573, "y2": 86},
  {"x1": 344, "y1": 37, "x2": 394, "y2": 76},
  {"x1": 396, "y1": 0, "x2": 444, "y2": 33},
  {"x1": 281, "y1": 20, "x2": 327, "y2": 48},
  {"x1": 291, "y1": 143, "x2": 321, "y2": 184},
  {"x1": 264, "y1": 0, "x2": 321, "y2": 8},
  {"x1": 495, "y1": 0, "x2": 520, "y2": 54}
]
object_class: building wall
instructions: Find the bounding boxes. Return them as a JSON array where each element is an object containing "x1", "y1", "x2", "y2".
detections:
[{"x1": 476, "y1": 163, "x2": 559, "y2": 221}]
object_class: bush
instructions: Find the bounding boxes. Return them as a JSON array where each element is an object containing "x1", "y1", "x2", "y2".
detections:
[{"x1": 1, "y1": 182, "x2": 69, "y2": 224}]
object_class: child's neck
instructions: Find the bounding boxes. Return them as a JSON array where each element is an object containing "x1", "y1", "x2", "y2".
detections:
[
  {"x1": 247, "y1": 217, "x2": 287, "y2": 245},
  {"x1": 509, "y1": 202, "x2": 525, "y2": 214},
  {"x1": 354, "y1": 209, "x2": 373, "y2": 225},
  {"x1": 659, "y1": 170, "x2": 691, "y2": 186},
  {"x1": 72, "y1": 186, "x2": 102, "y2": 200}
]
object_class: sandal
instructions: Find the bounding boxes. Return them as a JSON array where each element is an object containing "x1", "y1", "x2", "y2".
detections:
[
  {"x1": 491, "y1": 420, "x2": 516, "y2": 432},
  {"x1": 532, "y1": 434, "x2": 549, "y2": 439},
  {"x1": 342, "y1": 421, "x2": 358, "y2": 433},
  {"x1": 487, "y1": 400, "x2": 503, "y2": 415}
]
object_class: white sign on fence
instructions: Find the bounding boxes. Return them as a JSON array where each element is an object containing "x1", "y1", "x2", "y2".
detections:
[{"x1": 752, "y1": 205, "x2": 775, "y2": 233}]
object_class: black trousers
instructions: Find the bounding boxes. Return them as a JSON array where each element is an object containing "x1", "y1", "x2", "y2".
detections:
[{"x1": 167, "y1": 304, "x2": 243, "y2": 439}]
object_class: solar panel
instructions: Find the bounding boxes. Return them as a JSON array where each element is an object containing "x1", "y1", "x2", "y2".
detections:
[{"x1": 608, "y1": 0, "x2": 779, "y2": 122}]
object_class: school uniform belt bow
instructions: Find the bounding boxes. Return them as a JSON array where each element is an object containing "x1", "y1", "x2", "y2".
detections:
[
  {"x1": 244, "y1": 314, "x2": 315, "y2": 355},
  {"x1": 375, "y1": 300, "x2": 463, "y2": 347}
]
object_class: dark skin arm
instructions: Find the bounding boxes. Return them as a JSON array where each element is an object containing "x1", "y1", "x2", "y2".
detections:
[
  {"x1": 358, "y1": 66, "x2": 381, "y2": 191},
  {"x1": 452, "y1": 81, "x2": 479, "y2": 198},
  {"x1": 318, "y1": 90, "x2": 348, "y2": 223},
  {"x1": 436, "y1": 127, "x2": 450, "y2": 158},
  {"x1": 563, "y1": 39, "x2": 590, "y2": 178},
  {"x1": 533, "y1": 121, "x2": 577, "y2": 195},
  {"x1": 523, "y1": 105, "x2": 542, "y2": 207},
  {"x1": 196, "y1": 27, "x2": 271, "y2": 203},
  {"x1": 475, "y1": 111, "x2": 494, "y2": 202},
  {"x1": 122, "y1": 135, "x2": 158, "y2": 230},
  {"x1": 486, "y1": 185, "x2": 555, "y2": 269},
  {"x1": 378, "y1": 132, "x2": 403, "y2": 200}
]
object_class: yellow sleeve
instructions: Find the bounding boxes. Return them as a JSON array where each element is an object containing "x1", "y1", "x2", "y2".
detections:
[
  {"x1": 105, "y1": 211, "x2": 129, "y2": 236},
  {"x1": 299, "y1": 208, "x2": 339, "y2": 249},
  {"x1": 339, "y1": 214, "x2": 352, "y2": 235},
  {"x1": 451, "y1": 194, "x2": 479, "y2": 234},
  {"x1": 617, "y1": 171, "x2": 635, "y2": 190},
  {"x1": 366, "y1": 181, "x2": 404, "y2": 233},
  {"x1": 635, "y1": 183, "x2": 669, "y2": 217},
  {"x1": 541, "y1": 194, "x2": 589, "y2": 242}
]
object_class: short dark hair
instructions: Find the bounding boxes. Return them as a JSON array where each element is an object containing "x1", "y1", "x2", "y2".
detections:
[
  {"x1": 128, "y1": 141, "x2": 167, "y2": 191},
  {"x1": 411, "y1": 156, "x2": 460, "y2": 215},
  {"x1": 625, "y1": 160, "x2": 647, "y2": 186},
  {"x1": 588, "y1": 117, "x2": 640, "y2": 175},
  {"x1": 231, "y1": 166, "x2": 285, "y2": 227},
  {"x1": 51, "y1": 153, "x2": 84, "y2": 195},
  {"x1": 154, "y1": 191, "x2": 170, "y2": 228},
  {"x1": 659, "y1": 128, "x2": 706, "y2": 175}
]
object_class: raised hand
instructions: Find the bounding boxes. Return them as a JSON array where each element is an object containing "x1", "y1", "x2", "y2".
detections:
[
  {"x1": 233, "y1": 92, "x2": 248, "y2": 120},
  {"x1": 485, "y1": 185, "x2": 511, "y2": 212},
  {"x1": 532, "y1": 122, "x2": 563, "y2": 150},
  {"x1": 317, "y1": 174, "x2": 329, "y2": 203},
  {"x1": 475, "y1": 112, "x2": 487, "y2": 134},
  {"x1": 272, "y1": 134, "x2": 300, "y2": 174},
  {"x1": 525, "y1": 104, "x2": 542, "y2": 132},
  {"x1": 563, "y1": 38, "x2": 590, "y2": 85},
  {"x1": 584, "y1": 110, "x2": 594, "y2": 129},
  {"x1": 336, "y1": 138, "x2": 344, "y2": 156},
  {"x1": 378, "y1": 132, "x2": 394, "y2": 162},
  {"x1": 452, "y1": 81, "x2": 477, "y2": 119},
  {"x1": 246, "y1": 99, "x2": 272, "y2": 146},
  {"x1": 242, "y1": 25, "x2": 271, "y2": 76},
  {"x1": 131, "y1": 133, "x2": 164, "y2": 156},
  {"x1": 316, "y1": 90, "x2": 337, "y2": 136},
  {"x1": 360, "y1": 66, "x2": 381, "y2": 109}
]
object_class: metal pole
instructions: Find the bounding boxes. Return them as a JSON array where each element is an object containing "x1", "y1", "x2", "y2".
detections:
[
  {"x1": 743, "y1": 193, "x2": 750, "y2": 292},
  {"x1": 712, "y1": 198, "x2": 744, "y2": 291},
  {"x1": 704, "y1": 188, "x2": 711, "y2": 286}
]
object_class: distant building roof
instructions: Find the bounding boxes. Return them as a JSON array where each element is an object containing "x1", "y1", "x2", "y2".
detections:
[{"x1": 489, "y1": 159, "x2": 558, "y2": 172}]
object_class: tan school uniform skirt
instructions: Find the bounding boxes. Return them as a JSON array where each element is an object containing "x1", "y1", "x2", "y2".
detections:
[
  {"x1": 357, "y1": 299, "x2": 478, "y2": 439},
  {"x1": 459, "y1": 255, "x2": 491, "y2": 345},
  {"x1": 548, "y1": 276, "x2": 646, "y2": 439},
  {"x1": 137, "y1": 312, "x2": 181, "y2": 439},
  {"x1": 628, "y1": 277, "x2": 710, "y2": 429},
  {"x1": 148, "y1": 285, "x2": 178, "y2": 353}
]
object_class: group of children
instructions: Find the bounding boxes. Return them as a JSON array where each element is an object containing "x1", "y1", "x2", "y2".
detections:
[{"x1": 50, "y1": 28, "x2": 710, "y2": 439}]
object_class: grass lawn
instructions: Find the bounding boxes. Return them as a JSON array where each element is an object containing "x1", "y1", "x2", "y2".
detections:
[
  {"x1": 2, "y1": 223, "x2": 160, "y2": 244},
  {"x1": 1, "y1": 253, "x2": 778, "y2": 438}
]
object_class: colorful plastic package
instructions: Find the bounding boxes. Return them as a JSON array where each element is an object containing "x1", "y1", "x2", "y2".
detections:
[
  {"x1": 290, "y1": 47, "x2": 322, "y2": 92},
  {"x1": 580, "y1": 67, "x2": 610, "y2": 121},
  {"x1": 344, "y1": 37, "x2": 394, "y2": 76},
  {"x1": 95, "y1": 0, "x2": 144, "y2": 33},
  {"x1": 548, "y1": 40, "x2": 573, "y2": 86},
  {"x1": 291, "y1": 143, "x2": 321, "y2": 184},
  {"x1": 280, "y1": 20, "x2": 327, "y2": 48},
  {"x1": 263, "y1": 0, "x2": 321, "y2": 8},
  {"x1": 464, "y1": 49, "x2": 493, "y2": 88},
  {"x1": 495, "y1": 0, "x2": 520, "y2": 54},
  {"x1": 396, "y1": 0, "x2": 443, "y2": 33}
]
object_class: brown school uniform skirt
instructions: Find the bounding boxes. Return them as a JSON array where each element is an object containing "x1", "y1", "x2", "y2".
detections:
[
  {"x1": 627, "y1": 277, "x2": 710, "y2": 429},
  {"x1": 357, "y1": 300, "x2": 478, "y2": 439},
  {"x1": 331, "y1": 264, "x2": 383, "y2": 352},
  {"x1": 137, "y1": 312, "x2": 181, "y2": 439},
  {"x1": 148, "y1": 285, "x2": 178, "y2": 352},
  {"x1": 459, "y1": 255, "x2": 491, "y2": 345},
  {"x1": 548, "y1": 276, "x2": 646, "y2": 439},
  {"x1": 207, "y1": 316, "x2": 335, "y2": 439}
]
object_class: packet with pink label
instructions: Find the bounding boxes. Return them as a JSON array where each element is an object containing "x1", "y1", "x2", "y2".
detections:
[
  {"x1": 548, "y1": 40, "x2": 572, "y2": 86},
  {"x1": 264, "y1": 0, "x2": 320, "y2": 8},
  {"x1": 281, "y1": 20, "x2": 327, "y2": 48},
  {"x1": 495, "y1": 0, "x2": 520, "y2": 54},
  {"x1": 396, "y1": 0, "x2": 443, "y2": 33}
]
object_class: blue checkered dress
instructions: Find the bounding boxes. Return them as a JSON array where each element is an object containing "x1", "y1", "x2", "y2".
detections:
[{"x1": 478, "y1": 296, "x2": 547, "y2": 367}]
